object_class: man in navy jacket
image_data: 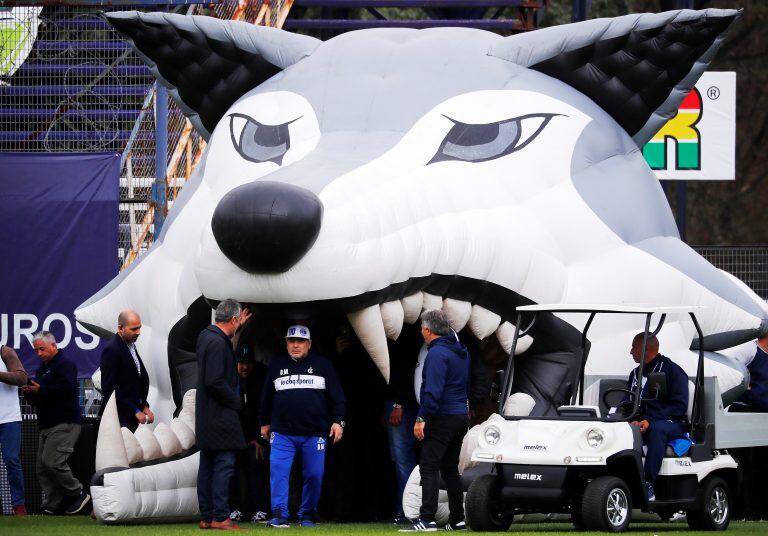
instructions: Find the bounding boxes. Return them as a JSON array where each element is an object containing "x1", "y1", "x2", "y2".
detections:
[
  {"x1": 403, "y1": 310, "x2": 469, "y2": 532},
  {"x1": 260, "y1": 324, "x2": 346, "y2": 528},
  {"x1": 23, "y1": 332, "x2": 90, "y2": 515},
  {"x1": 99, "y1": 310, "x2": 152, "y2": 431},
  {"x1": 731, "y1": 331, "x2": 768, "y2": 412},
  {"x1": 625, "y1": 333, "x2": 689, "y2": 501}
]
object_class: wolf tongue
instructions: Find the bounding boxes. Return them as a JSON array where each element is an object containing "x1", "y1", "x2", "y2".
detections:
[{"x1": 347, "y1": 306, "x2": 391, "y2": 383}]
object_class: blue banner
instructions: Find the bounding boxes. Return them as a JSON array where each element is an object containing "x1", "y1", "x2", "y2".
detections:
[{"x1": 0, "y1": 152, "x2": 119, "y2": 377}]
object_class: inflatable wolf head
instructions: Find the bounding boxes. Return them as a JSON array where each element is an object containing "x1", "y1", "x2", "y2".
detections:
[{"x1": 77, "y1": 9, "x2": 766, "y2": 423}]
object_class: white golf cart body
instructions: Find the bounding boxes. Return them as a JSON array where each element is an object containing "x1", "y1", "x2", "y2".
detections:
[{"x1": 466, "y1": 304, "x2": 758, "y2": 532}]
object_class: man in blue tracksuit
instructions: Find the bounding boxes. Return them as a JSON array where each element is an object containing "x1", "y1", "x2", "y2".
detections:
[
  {"x1": 625, "y1": 332, "x2": 689, "y2": 502},
  {"x1": 259, "y1": 325, "x2": 346, "y2": 528},
  {"x1": 402, "y1": 310, "x2": 470, "y2": 532}
]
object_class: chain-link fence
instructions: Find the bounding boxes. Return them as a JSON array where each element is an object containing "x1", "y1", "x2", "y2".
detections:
[
  {"x1": 0, "y1": 1, "x2": 290, "y2": 267},
  {"x1": 695, "y1": 246, "x2": 768, "y2": 301},
  {"x1": 0, "y1": 5, "x2": 154, "y2": 152}
]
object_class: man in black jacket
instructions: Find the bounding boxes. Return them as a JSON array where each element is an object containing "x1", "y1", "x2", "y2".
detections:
[
  {"x1": 196, "y1": 299, "x2": 251, "y2": 530},
  {"x1": 99, "y1": 310, "x2": 152, "y2": 431},
  {"x1": 229, "y1": 344, "x2": 270, "y2": 523},
  {"x1": 23, "y1": 332, "x2": 90, "y2": 515}
]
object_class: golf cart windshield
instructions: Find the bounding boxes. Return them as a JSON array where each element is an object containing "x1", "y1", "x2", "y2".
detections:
[{"x1": 498, "y1": 304, "x2": 706, "y2": 424}]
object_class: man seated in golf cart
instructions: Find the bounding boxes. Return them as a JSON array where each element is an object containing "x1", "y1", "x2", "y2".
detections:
[
  {"x1": 625, "y1": 332, "x2": 689, "y2": 502},
  {"x1": 730, "y1": 330, "x2": 768, "y2": 413}
]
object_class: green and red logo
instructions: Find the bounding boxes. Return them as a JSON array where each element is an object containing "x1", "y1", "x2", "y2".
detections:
[{"x1": 642, "y1": 88, "x2": 703, "y2": 170}]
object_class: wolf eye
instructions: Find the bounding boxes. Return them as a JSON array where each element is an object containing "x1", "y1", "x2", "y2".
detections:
[
  {"x1": 428, "y1": 113, "x2": 561, "y2": 165},
  {"x1": 229, "y1": 113, "x2": 300, "y2": 165}
]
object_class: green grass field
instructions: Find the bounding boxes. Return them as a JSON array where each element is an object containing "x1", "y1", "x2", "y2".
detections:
[{"x1": 1, "y1": 517, "x2": 767, "y2": 535}]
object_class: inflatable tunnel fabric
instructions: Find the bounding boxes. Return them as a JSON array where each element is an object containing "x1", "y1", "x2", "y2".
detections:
[
  {"x1": 77, "y1": 8, "x2": 764, "y2": 428},
  {"x1": 72, "y1": 8, "x2": 768, "y2": 524},
  {"x1": 92, "y1": 452, "x2": 200, "y2": 523}
]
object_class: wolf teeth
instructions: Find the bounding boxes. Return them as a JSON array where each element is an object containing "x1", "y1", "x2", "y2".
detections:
[
  {"x1": 95, "y1": 393, "x2": 129, "y2": 471},
  {"x1": 347, "y1": 305, "x2": 391, "y2": 382},
  {"x1": 134, "y1": 425, "x2": 163, "y2": 461},
  {"x1": 496, "y1": 321, "x2": 533, "y2": 355},
  {"x1": 468, "y1": 305, "x2": 501, "y2": 340},
  {"x1": 422, "y1": 292, "x2": 442, "y2": 312},
  {"x1": 380, "y1": 300, "x2": 404, "y2": 340},
  {"x1": 154, "y1": 422, "x2": 183, "y2": 458},
  {"x1": 442, "y1": 298, "x2": 471, "y2": 331},
  {"x1": 401, "y1": 292, "x2": 423, "y2": 324},
  {"x1": 122, "y1": 427, "x2": 144, "y2": 465}
]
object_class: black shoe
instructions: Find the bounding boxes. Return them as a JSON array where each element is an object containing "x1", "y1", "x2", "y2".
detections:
[
  {"x1": 399, "y1": 519, "x2": 438, "y2": 532},
  {"x1": 445, "y1": 521, "x2": 466, "y2": 531},
  {"x1": 41, "y1": 506, "x2": 58, "y2": 516},
  {"x1": 65, "y1": 490, "x2": 91, "y2": 515}
]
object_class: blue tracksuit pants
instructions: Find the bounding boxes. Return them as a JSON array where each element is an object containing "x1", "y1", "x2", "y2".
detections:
[
  {"x1": 270, "y1": 432, "x2": 326, "y2": 520},
  {"x1": 643, "y1": 419, "x2": 688, "y2": 486}
]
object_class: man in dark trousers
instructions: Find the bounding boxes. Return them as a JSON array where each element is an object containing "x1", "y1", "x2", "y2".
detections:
[
  {"x1": 99, "y1": 310, "x2": 152, "y2": 431},
  {"x1": 625, "y1": 332, "x2": 689, "y2": 502},
  {"x1": 229, "y1": 344, "x2": 270, "y2": 523},
  {"x1": 22, "y1": 331, "x2": 90, "y2": 515},
  {"x1": 384, "y1": 326, "x2": 422, "y2": 524},
  {"x1": 403, "y1": 310, "x2": 469, "y2": 532},
  {"x1": 260, "y1": 324, "x2": 346, "y2": 528},
  {"x1": 196, "y1": 298, "x2": 251, "y2": 530}
]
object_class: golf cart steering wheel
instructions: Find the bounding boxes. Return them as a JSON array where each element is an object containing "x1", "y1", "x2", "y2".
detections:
[{"x1": 602, "y1": 388, "x2": 636, "y2": 419}]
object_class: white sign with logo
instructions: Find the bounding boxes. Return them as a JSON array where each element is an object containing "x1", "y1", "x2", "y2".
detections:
[{"x1": 642, "y1": 72, "x2": 735, "y2": 181}]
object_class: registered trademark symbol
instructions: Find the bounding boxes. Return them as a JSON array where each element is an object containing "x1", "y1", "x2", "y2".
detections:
[{"x1": 707, "y1": 86, "x2": 720, "y2": 100}]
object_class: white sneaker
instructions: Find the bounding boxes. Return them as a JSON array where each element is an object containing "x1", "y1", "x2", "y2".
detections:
[{"x1": 251, "y1": 511, "x2": 268, "y2": 523}]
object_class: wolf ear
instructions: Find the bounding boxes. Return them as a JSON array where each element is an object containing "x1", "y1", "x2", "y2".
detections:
[
  {"x1": 105, "y1": 11, "x2": 321, "y2": 139},
  {"x1": 490, "y1": 9, "x2": 740, "y2": 146}
]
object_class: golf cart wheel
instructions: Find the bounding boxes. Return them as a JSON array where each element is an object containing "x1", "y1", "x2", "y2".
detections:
[
  {"x1": 465, "y1": 474, "x2": 514, "y2": 532},
  {"x1": 581, "y1": 476, "x2": 632, "y2": 532},
  {"x1": 686, "y1": 476, "x2": 730, "y2": 531}
]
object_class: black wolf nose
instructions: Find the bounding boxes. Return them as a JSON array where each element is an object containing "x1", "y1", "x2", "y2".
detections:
[{"x1": 211, "y1": 181, "x2": 323, "y2": 273}]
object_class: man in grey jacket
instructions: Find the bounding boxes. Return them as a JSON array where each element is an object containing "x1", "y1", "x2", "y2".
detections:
[{"x1": 196, "y1": 299, "x2": 251, "y2": 530}]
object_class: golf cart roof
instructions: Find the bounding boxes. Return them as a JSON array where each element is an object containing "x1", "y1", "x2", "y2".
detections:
[{"x1": 517, "y1": 304, "x2": 707, "y2": 314}]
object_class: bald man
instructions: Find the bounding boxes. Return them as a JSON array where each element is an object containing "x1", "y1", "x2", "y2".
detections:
[
  {"x1": 99, "y1": 310, "x2": 152, "y2": 431},
  {"x1": 625, "y1": 333, "x2": 689, "y2": 502}
]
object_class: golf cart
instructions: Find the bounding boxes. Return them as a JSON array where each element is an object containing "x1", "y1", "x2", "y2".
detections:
[{"x1": 465, "y1": 304, "x2": 738, "y2": 532}]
